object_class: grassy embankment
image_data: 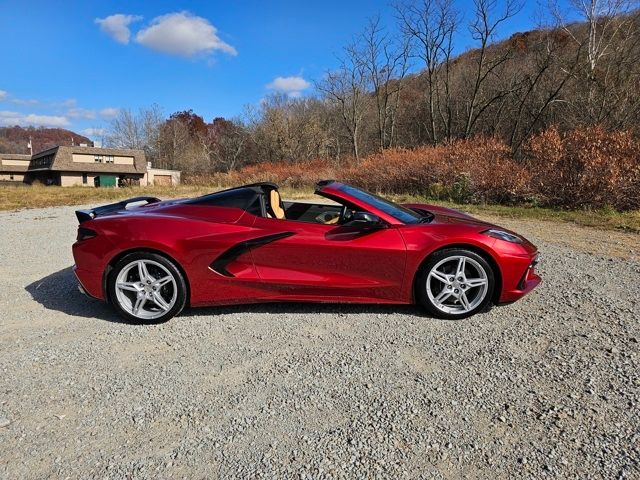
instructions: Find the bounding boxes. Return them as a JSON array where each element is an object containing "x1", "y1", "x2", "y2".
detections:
[{"x1": 0, "y1": 185, "x2": 638, "y2": 233}]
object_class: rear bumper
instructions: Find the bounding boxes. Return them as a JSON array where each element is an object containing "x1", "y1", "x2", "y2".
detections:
[{"x1": 73, "y1": 264, "x2": 104, "y2": 300}]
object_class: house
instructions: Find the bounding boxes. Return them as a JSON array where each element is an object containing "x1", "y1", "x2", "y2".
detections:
[
  {"x1": 0, "y1": 146, "x2": 181, "y2": 187},
  {"x1": 0, "y1": 153, "x2": 31, "y2": 182}
]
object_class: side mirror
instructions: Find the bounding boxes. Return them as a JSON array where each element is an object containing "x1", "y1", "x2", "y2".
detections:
[{"x1": 345, "y1": 212, "x2": 385, "y2": 228}]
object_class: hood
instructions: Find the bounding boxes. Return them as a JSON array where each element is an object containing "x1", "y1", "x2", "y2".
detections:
[
  {"x1": 403, "y1": 203, "x2": 536, "y2": 252},
  {"x1": 403, "y1": 203, "x2": 496, "y2": 229}
]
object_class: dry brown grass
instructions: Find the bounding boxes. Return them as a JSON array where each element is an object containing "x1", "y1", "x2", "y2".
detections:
[{"x1": 0, "y1": 185, "x2": 212, "y2": 211}]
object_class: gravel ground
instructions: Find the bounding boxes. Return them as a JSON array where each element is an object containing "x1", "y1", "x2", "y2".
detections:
[{"x1": 0, "y1": 205, "x2": 638, "y2": 479}]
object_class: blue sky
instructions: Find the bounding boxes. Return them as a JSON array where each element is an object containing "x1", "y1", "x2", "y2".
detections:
[{"x1": 0, "y1": 0, "x2": 558, "y2": 140}]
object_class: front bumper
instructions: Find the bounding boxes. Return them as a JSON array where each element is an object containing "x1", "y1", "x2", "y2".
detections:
[{"x1": 498, "y1": 254, "x2": 541, "y2": 304}]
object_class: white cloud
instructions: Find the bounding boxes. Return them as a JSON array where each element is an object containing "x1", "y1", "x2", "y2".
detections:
[
  {"x1": 0, "y1": 111, "x2": 69, "y2": 127},
  {"x1": 99, "y1": 107, "x2": 119, "y2": 119},
  {"x1": 67, "y1": 108, "x2": 97, "y2": 119},
  {"x1": 81, "y1": 128, "x2": 106, "y2": 137},
  {"x1": 0, "y1": 90, "x2": 7, "y2": 100},
  {"x1": 136, "y1": 12, "x2": 237, "y2": 57},
  {"x1": 266, "y1": 76, "x2": 311, "y2": 97},
  {"x1": 66, "y1": 107, "x2": 118, "y2": 119},
  {"x1": 10, "y1": 97, "x2": 39, "y2": 106},
  {"x1": 95, "y1": 14, "x2": 142, "y2": 44}
]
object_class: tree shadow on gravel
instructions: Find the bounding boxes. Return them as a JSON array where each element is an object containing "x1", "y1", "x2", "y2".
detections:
[
  {"x1": 25, "y1": 266, "x2": 123, "y2": 323},
  {"x1": 26, "y1": 266, "x2": 430, "y2": 323}
]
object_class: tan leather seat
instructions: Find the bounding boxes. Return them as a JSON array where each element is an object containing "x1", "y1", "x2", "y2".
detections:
[
  {"x1": 325, "y1": 214, "x2": 340, "y2": 225},
  {"x1": 269, "y1": 190, "x2": 286, "y2": 219}
]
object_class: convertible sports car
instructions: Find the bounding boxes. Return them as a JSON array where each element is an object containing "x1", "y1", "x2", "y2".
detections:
[{"x1": 72, "y1": 180, "x2": 540, "y2": 323}]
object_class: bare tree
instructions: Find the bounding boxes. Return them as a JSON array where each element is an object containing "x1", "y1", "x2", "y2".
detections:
[
  {"x1": 139, "y1": 104, "x2": 164, "y2": 161},
  {"x1": 211, "y1": 118, "x2": 249, "y2": 172},
  {"x1": 396, "y1": 0, "x2": 458, "y2": 143},
  {"x1": 107, "y1": 105, "x2": 164, "y2": 161},
  {"x1": 549, "y1": 0, "x2": 640, "y2": 123},
  {"x1": 316, "y1": 43, "x2": 369, "y2": 160},
  {"x1": 551, "y1": 0, "x2": 637, "y2": 73},
  {"x1": 107, "y1": 109, "x2": 143, "y2": 149},
  {"x1": 463, "y1": 0, "x2": 523, "y2": 138},
  {"x1": 359, "y1": 16, "x2": 410, "y2": 150}
]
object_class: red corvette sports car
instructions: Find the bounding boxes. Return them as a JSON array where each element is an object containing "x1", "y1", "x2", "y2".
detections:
[{"x1": 73, "y1": 181, "x2": 540, "y2": 323}]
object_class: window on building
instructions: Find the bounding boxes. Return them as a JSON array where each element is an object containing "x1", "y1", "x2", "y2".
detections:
[
  {"x1": 82, "y1": 173, "x2": 87, "y2": 184},
  {"x1": 105, "y1": 155, "x2": 114, "y2": 163},
  {"x1": 9, "y1": 174, "x2": 14, "y2": 180},
  {"x1": 94, "y1": 155, "x2": 103, "y2": 163}
]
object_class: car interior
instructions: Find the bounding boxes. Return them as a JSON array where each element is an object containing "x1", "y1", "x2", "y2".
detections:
[
  {"x1": 264, "y1": 185, "x2": 360, "y2": 225},
  {"x1": 188, "y1": 182, "x2": 367, "y2": 226}
]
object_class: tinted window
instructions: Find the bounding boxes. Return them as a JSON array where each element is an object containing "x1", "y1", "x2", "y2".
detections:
[
  {"x1": 188, "y1": 188, "x2": 262, "y2": 215},
  {"x1": 337, "y1": 184, "x2": 422, "y2": 224}
]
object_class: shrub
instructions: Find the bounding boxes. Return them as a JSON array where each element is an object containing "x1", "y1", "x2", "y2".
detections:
[
  {"x1": 343, "y1": 138, "x2": 531, "y2": 204},
  {"x1": 183, "y1": 128, "x2": 639, "y2": 211},
  {"x1": 524, "y1": 127, "x2": 640, "y2": 210}
]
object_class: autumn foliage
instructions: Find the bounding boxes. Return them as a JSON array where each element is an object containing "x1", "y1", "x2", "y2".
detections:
[
  {"x1": 523, "y1": 127, "x2": 640, "y2": 211},
  {"x1": 343, "y1": 138, "x2": 531, "y2": 204},
  {"x1": 185, "y1": 127, "x2": 639, "y2": 211}
]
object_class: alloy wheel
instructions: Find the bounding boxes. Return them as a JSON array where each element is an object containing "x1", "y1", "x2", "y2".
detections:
[
  {"x1": 426, "y1": 255, "x2": 489, "y2": 315},
  {"x1": 114, "y1": 259, "x2": 178, "y2": 321}
]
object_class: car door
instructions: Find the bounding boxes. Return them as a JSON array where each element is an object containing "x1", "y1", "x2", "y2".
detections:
[{"x1": 248, "y1": 215, "x2": 407, "y2": 302}]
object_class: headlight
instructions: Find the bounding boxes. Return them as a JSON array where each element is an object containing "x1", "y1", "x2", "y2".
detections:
[{"x1": 482, "y1": 228, "x2": 523, "y2": 243}]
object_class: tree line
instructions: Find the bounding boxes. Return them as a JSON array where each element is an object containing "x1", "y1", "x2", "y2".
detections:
[{"x1": 106, "y1": 0, "x2": 640, "y2": 173}]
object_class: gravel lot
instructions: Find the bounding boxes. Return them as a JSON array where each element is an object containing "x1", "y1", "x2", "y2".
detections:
[{"x1": 0, "y1": 204, "x2": 638, "y2": 479}]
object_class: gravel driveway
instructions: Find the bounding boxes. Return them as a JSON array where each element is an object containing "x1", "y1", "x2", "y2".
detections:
[{"x1": 0, "y1": 205, "x2": 638, "y2": 479}]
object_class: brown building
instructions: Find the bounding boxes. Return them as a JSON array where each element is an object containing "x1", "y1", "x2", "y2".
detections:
[
  {"x1": 0, "y1": 146, "x2": 180, "y2": 187},
  {"x1": 0, "y1": 153, "x2": 31, "y2": 182}
]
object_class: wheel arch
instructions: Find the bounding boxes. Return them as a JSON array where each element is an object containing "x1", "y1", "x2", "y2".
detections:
[
  {"x1": 103, "y1": 247, "x2": 192, "y2": 306},
  {"x1": 412, "y1": 243, "x2": 503, "y2": 305}
]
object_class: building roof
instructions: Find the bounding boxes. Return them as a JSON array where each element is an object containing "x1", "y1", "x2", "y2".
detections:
[
  {"x1": 29, "y1": 146, "x2": 147, "y2": 175},
  {"x1": 1, "y1": 153, "x2": 32, "y2": 160},
  {"x1": 0, "y1": 153, "x2": 31, "y2": 173}
]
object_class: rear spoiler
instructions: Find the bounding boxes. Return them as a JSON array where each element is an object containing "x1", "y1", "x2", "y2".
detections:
[{"x1": 75, "y1": 196, "x2": 161, "y2": 223}]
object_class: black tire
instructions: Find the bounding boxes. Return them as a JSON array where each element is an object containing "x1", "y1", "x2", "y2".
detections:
[
  {"x1": 415, "y1": 248, "x2": 495, "y2": 320},
  {"x1": 107, "y1": 251, "x2": 187, "y2": 324}
]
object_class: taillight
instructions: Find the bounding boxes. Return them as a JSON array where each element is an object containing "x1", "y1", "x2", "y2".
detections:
[{"x1": 77, "y1": 227, "x2": 97, "y2": 241}]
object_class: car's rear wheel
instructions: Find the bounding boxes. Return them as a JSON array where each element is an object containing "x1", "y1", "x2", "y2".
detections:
[
  {"x1": 107, "y1": 252, "x2": 187, "y2": 324},
  {"x1": 416, "y1": 248, "x2": 495, "y2": 319}
]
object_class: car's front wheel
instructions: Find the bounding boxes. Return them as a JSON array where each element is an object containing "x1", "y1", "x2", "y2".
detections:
[
  {"x1": 416, "y1": 248, "x2": 495, "y2": 319},
  {"x1": 107, "y1": 252, "x2": 187, "y2": 324}
]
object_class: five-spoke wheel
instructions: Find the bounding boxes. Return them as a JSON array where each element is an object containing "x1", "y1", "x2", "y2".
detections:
[
  {"x1": 108, "y1": 252, "x2": 187, "y2": 323},
  {"x1": 416, "y1": 249, "x2": 495, "y2": 319}
]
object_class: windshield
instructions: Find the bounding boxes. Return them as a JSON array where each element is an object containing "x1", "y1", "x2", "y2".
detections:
[{"x1": 337, "y1": 184, "x2": 423, "y2": 224}]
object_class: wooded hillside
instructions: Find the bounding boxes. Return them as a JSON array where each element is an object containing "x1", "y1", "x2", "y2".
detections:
[{"x1": 0, "y1": 126, "x2": 92, "y2": 154}]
